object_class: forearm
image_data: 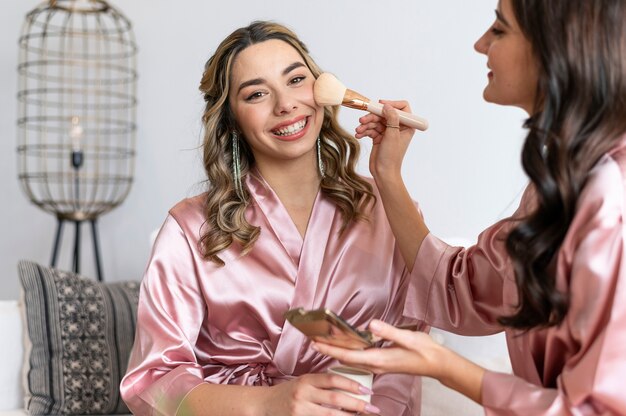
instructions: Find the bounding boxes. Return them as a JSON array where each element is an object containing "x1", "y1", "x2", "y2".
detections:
[
  {"x1": 374, "y1": 170, "x2": 429, "y2": 271},
  {"x1": 178, "y1": 383, "x2": 270, "y2": 416},
  {"x1": 434, "y1": 346, "x2": 485, "y2": 405}
]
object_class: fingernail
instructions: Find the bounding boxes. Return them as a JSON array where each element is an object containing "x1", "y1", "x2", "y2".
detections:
[
  {"x1": 365, "y1": 403, "x2": 381, "y2": 414},
  {"x1": 359, "y1": 385, "x2": 374, "y2": 395}
]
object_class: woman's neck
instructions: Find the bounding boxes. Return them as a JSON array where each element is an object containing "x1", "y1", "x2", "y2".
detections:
[
  {"x1": 254, "y1": 157, "x2": 321, "y2": 238},
  {"x1": 257, "y1": 162, "x2": 320, "y2": 202},
  {"x1": 254, "y1": 153, "x2": 321, "y2": 203}
]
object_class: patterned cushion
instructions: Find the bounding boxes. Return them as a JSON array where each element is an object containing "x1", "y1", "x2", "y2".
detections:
[{"x1": 18, "y1": 260, "x2": 140, "y2": 415}]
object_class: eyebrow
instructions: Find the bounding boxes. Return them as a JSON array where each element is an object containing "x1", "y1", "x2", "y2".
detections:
[
  {"x1": 495, "y1": 9, "x2": 511, "y2": 27},
  {"x1": 236, "y1": 61, "x2": 306, "y2": 93}
]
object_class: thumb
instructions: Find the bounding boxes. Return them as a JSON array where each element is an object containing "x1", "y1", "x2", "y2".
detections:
[
  {"x1": 369, "y1": 319, "x2": 402, "y2": 339},
  {"x1": 381, "y1": 102, "x2": 401, "y2": 131},
  {"x1": 369, "y1": 319, "x2": 417, "y2": 348}
]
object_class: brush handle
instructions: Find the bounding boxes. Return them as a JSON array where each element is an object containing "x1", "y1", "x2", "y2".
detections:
[{"x1": 366, "y1": 102, "x2": 429, "y2": 131}]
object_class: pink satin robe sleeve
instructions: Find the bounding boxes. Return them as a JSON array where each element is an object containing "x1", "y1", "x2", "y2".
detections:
[
  {"x1": 404, "y1": 143, "x2": 626, "y2": 415},
  {"x1": 120, "y1": 173, "x2": 422, "y2": 415}
]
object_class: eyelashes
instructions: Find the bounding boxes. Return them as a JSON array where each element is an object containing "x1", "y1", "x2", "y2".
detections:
[
  {"x1": 245, "y1": 91, "x2": 265, "y2": 101},
  {"x1": 243, "y1": 75, "x2": 307, "y2": 102},
  {"x1": 289, "y1": 76, "x2": 305, "y2": 85}
]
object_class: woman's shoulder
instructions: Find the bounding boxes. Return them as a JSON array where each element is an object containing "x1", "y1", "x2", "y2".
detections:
[
  {"x1": 576, "y1": 139, "x2": 626, "y2": 224},
  {"x1": 605, "y1": 137, "x2": 626, "y2": 180},
  {"x1": 168, "y1": 192, "x2": 208, "y2": 226},
  {"x1": 585, "y1": 141, "x2": 626, "y2": 199}
]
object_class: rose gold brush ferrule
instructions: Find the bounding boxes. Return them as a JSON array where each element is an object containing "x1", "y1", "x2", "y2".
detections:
[{"x1": 342, "y1": 89, "x2": 371, "y2": 111}]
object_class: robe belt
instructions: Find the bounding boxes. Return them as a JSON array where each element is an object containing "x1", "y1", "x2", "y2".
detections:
[{"x1": 226, "y1": 362, "x2": 275, "y2": 386}]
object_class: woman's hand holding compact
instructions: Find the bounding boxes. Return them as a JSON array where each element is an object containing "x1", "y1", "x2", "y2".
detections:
[{"x1": 312, "y1": 319, "x2": 486, "y2": 405}]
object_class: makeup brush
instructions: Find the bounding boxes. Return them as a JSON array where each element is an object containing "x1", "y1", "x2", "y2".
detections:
[{"x1": 314, "y1": 73, "x2": 428, "y2": 131}]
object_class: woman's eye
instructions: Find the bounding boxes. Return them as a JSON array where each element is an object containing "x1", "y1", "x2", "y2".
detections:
[
  {"x1": 245, "y1": 91, "x2": 265, "y2": 101},
  {"x1": 290, "y1": 76, "x2": 305, "y2": 85},
  {"x1": 490, "y1": 25, "x2": 504, "y2": 36}
]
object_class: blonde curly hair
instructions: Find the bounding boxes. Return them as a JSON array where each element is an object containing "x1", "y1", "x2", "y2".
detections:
[{"x1": 198, "y1": 21, "x2": 375, "y2": 265}]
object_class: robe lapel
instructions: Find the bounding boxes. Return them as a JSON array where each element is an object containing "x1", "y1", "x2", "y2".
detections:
[
  {"x1": 246, "y1": 172, "x2": 304, "y2": 267},
  {"x1": 272, "y1": 193, "x2": 336, "y2": 375},
  {"x1": 245, "y1": 171, "x2": 337, "y2": 375}
]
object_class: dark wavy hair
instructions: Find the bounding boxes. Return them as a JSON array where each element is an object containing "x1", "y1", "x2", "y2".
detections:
[{"x1": 501, "y1": 0, "x2": 626, "y2": 329}]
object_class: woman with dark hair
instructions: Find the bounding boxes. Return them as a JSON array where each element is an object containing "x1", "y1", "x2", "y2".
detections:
[
  {"x1": 120, "y1": 21, "x2": 422, "y2": 416},
  {"x1": 313, "y1": 0, "x2": 626, "y2": 413}
]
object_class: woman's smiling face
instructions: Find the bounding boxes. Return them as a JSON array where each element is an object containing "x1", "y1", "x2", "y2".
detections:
[
  {"x1": 474, "y1": 0, "x2": 539, "y2": 114},
  {"x1": 228, "y1": 39, "x2": 324, "y2": 170}
]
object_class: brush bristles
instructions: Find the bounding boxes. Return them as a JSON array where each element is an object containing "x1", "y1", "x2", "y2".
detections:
[{"x1": 314, "y1": 73, "x2": 347, "y2": 106}]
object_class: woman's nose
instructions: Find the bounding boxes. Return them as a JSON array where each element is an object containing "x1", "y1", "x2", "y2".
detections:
[
  {"x1": 274, "y1": 91, "x2": 297, "y2": 115},
  {"x1": 474, "y1": 31, "x2": 489, "y2": 55}
]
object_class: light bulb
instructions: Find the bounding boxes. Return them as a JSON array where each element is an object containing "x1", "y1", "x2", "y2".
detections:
[{"x1": 70, "y1": 116, "x2": 84, "y2": 152}]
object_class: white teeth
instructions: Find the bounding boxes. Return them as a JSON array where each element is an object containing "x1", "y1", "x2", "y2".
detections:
[{"x1": 274, "y1": 119, "x2": 306, "y2": 136}]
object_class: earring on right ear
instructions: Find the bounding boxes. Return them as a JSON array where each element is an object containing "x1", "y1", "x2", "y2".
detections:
[
  {"x1": 231, "y1": 131, "x2": 244, "y2": 200},
  {"x1": 317, "y1": 136, "x2": 326, "y2": 178}
]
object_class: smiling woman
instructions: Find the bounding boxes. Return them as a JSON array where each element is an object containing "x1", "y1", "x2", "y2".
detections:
[
  {"x1": 198, "y1": 22, "x2": 376, "y2": 259},
  {"x1": 119, "y1": 21, "x2": 425, "y2": 416},
  {"x1": 228, "y1": 39, "x2": 324, "y2": 195},
  {"x1": 473, "y1": 0, "x2": 538, "y2": 113}
]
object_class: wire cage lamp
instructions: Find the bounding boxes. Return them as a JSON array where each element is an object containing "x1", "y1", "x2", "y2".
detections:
[{"x1": 17, "y1": 0, "x2": 138, "y2": 281}]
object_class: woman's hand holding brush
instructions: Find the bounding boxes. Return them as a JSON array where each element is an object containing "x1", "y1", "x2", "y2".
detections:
[
  {"x1": 356, "y1": 101, "x2": 415, "y2": 179},
  {"x1": 313, "y1": 72, "x2": 429, "y2": 131},
  {"x1": 313, "y1": 71, "x2": 424, "y2": 179}
]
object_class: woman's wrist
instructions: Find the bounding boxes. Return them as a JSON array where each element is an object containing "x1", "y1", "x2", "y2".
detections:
[
  {"x1": 372, "y1": 164, "x2": 403, "y2": 184},
  {"x1": 432, "y1": 345, "x2": 485, "y2": 404},
  {"x1": 423, "y1": 339, "x2": 452, "y2": 379}
]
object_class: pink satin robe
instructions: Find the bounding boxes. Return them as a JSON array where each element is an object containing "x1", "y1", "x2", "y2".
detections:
[
  {"x1": 405, "y1": 141, "x2": 626, "y2": 414},
  {"x1": 120, "y1": 172, "x2": 422, "y2": 415}
]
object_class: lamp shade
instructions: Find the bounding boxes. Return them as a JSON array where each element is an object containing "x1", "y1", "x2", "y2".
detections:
[{"x1": 17, "y1": 0, "x2": 138, "y2": 221}]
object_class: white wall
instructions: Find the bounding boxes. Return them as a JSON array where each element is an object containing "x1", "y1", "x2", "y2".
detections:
[{"x1": 0, "y1": 0, "x2": 528, "y2": 300}]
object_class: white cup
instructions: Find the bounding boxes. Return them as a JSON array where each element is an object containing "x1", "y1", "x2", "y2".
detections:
[{"x1": 328, "y1": 365, "x2": 374, "y2": 403}]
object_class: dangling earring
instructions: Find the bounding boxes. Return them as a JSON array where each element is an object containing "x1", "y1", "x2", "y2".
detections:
[
  {"x1": 317, "y1": 136, "x2": 326, "y2": 178},
  {"x1": 232, "y1": 131, "x2": 245, "y2": 199}
]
